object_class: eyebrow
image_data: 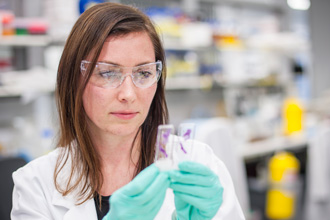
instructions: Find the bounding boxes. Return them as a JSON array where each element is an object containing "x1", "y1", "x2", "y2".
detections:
[{"x1": 98, "y1": 60, "x2": 155, "y2": 67}]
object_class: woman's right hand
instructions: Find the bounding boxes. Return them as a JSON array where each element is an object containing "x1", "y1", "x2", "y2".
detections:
[
  {"x1": 169, "y1": 161, "x2": 224, "y2": 220},
  {"x1": 102, "y1": 164, "x2": 170, "y2": 220}
]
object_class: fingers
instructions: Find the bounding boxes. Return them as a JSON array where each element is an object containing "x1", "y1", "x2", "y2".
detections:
[
  {"x1": 173, "y1": 191, "x2": 210, "y2": 211},
  {"x1": 123, "y1": 164, "x2": 159, "y2": 196},
  {"x1": 131, "y1": 172, "x2": 170, "y2": 205},
  {"x1": 168, "y1": 161, "x2": 223, "y2": 214},
  {"x1": 170, "y1": 183, "x2": 215, "y2": 198},
  {"x1": 168, "y1": 161, "x2": 218, "y2": 189},
  {"x1": 109, "y1": 168, "x2": 170, "y2": 218},
  {"x1": 124, "y1": 173, "x2": 170, "y2": 215},
  {"x1": 124, "y1": 162, "x2": 215, "y2": 198},
  {"x1": 111, "y1": 161, "x2": 222, "y2": 219},
  {"x1": 168, "y1": 170, "x2": 217, "y2": 187},
  {"x1": 178, "y1": 161, "x2": 215, "y2": 176},
  {"x1": 174, "y1": 189, "x2": 223, "y2": 214},
  {"x1": 134, "y1": 177, "x2": 169, "y2": 215}
]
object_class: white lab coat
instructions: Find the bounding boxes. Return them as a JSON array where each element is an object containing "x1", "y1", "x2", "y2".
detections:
[
  {"x1": 11, "y1": 138, "x2": 245, "y2": 220},
  {"x1": 191, "y1": 118, "x2": 250, "y2": 217}
]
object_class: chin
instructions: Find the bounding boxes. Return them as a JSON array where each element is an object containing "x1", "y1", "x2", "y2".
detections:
[{"x1": 107, "y1": 124, "x2": 141, "y2": 137}]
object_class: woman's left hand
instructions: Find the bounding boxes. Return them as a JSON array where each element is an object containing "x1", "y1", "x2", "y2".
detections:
[
  {"x1": 103, "y1": 164, "x2": 170, "y2": 220},
  {"x1": 168, "y1": 161, "x2": 223, "y2": 220}
]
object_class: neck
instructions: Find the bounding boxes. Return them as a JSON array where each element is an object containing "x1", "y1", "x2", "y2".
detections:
[
  {"x1": 89, "y1": 128, "x2": 142, "y2": 196},
  {"x1": 99, "y1": 134, "x2": 141, "y2": 196},
  {"x1": 94, "y1": 131, "x2": 141, "y2": 167}
]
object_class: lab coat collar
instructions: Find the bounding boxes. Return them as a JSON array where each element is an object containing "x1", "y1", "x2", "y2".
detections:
[
  {"x1": 62, "y1": 199, "x2": 96, "y2": 220},
  {"x1": 52, "y1": 189, "x2": 97, "y2": 219}
]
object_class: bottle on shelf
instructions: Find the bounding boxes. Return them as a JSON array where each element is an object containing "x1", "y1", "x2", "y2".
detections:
[
  {"x1": 1, "y1": 10, "x2": 15, "y2": 36},
  {"x1": 282, "y1": 95, "x2": 304, "y2": 135}
]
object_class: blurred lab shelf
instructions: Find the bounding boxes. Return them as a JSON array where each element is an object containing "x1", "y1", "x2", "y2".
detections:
[
  {"x1": 163, "y1": 39, "x2": 214, "y2": 51},
  {"x1": 165, "y1": 76, "x2": 212, "y2": 90},
  {"x1": 239, "y1": 133, "x2": 308, "y2": 160},
  {"x1": 201, "y1": 0, "x2": 284, "y2": 10},
  {"x1": 166, "y1": 75, "x2": 285, "y2": 91},
  {"x1": 0, "y1": 35, "x2": 52, "y2": 47},
  {"x1": 0, "y1": 68, "x2": 56, "y2": 98},
  {"x1": 0, "y1": 86, "x2": 54, "y2": 98}
]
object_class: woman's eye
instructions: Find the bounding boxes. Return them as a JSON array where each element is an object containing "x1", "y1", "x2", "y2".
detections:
[
  {"x1": 98, "y1": 71, "x2": 118, "y2": 79},
  {"x1": 138, "y1": 71, "x2": 153, "y2": 79}
]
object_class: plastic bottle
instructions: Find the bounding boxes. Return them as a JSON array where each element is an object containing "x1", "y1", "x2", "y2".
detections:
[
  {"x1": 282, "y1": 97, "x2": 304, "y2": 135},
  {"x1": 1, "y1": 10, "x2": 15, "y2": 36},
  {"x1": 265, "y1": 151, "x2": 300, "y2": 219}
]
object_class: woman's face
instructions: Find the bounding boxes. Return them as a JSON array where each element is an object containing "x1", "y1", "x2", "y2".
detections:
[{"x1": 82, "y1": 31, "x2": 157, "y2": 138}]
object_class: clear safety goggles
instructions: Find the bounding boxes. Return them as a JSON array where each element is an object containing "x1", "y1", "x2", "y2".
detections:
[{"x1": 80, "y1": 60, "x2": 162, "y2": 88}]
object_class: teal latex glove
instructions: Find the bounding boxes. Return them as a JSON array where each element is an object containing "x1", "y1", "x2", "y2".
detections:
[
  {"x1": 168, "y1": 161, "x2": 223, "y2": 220},
  {"x1": 103, "y1": 164, "x2": 170, "y2": 220}
]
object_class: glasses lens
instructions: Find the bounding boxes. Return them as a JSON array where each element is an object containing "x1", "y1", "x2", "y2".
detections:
[
  {"x1": 132, "y1": 62, "x2": 162, "y2": 88},
  {"x1": 90, "y1": 64, "x2": 122, "y2": 88}
]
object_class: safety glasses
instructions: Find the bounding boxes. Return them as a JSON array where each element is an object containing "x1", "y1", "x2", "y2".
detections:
[{"x1": 80, "y1": 60, "x2": 162, "y2": 88}]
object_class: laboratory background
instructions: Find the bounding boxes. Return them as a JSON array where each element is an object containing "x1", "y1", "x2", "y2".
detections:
[{"x1": 0, "y1": 0, "x2": 329, "y2": 219}]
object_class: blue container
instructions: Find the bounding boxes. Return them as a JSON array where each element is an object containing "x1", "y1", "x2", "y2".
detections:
[{"x1": 79, "y1": 0, "x2": 105, "y2": 14}]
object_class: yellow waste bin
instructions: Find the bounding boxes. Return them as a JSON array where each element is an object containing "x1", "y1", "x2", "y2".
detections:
[{"x1": 265, "y1": 151, "x2": 300, "y2": 219}]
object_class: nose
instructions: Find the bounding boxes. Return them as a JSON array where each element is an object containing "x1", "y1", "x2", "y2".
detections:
[{"x1": 117, "y1": 73, "x2": 137, "y2": 103}]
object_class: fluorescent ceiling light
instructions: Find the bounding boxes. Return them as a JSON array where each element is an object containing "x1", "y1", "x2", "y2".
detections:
[{"x1": 287, "y1": 0, "x2": 311, "y2": 10}]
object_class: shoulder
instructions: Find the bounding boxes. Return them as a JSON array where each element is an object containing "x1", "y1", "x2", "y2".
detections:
[
  {"x1": 11, "y1": 148, "x2": 62, "y2": 217},
  {"x1": 12, "y1": 148, "x2": 61, "y2": 188},
  {"x1": 14, "y1": 148, "x2": 59, "y2": 174}
]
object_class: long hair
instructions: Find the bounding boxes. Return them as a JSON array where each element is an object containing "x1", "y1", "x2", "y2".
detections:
[{"x1": 54, "y1": 2, "x2": 168, "y2": 204}]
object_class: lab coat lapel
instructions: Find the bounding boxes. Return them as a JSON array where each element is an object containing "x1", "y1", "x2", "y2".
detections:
[
  {"x1": 52, "y1": 190, "x2": 97, "y2": 219},
  {"x1": 63, "y1": 199, "x2": 97, "y2": 220}
]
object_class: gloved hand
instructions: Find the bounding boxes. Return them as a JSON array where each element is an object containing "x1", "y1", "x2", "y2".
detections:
[
  {"x1": 168, "y1": 161, "x2": 223, "y2": 220},
  {"x1": 103, "y1": 164, "x2": 170, "y2": 220}
]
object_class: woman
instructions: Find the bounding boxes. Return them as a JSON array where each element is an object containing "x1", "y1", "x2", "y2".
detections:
[{"x1": 11, "y1": 3, "x2": 245, "y2": 220}]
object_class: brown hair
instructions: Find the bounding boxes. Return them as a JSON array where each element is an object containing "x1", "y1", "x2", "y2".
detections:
[{"x1": 54, "y1": 2, "x2": 168, "y2": 204}]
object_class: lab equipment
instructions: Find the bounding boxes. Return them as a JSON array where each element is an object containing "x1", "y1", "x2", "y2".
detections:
[
  {"x1": 155, "y1": 124, "x2": 175, "y2": 171},
  {"x1": 265, "y1": 151, "x2": 300, "y2": 219},
  {"x1": 178, "y1": 123, "x2": 195, "y2": 153},
  {"x1": 168, "y1": 161, "x2": 224, "y2": 220},
  {"x1": 176, "y1": 123, "x2": 195, "y2": 161},
  {"x1": 155, "y1": 123, "x2": 196, "y2": 171},
  {"x1": 103, "y1": 164, "x2": 170, "y2": 220}
]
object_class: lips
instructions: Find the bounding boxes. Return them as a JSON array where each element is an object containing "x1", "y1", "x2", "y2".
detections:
[{"x1": 110, "y1": 111, "x2": 138, "y2": 120}]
